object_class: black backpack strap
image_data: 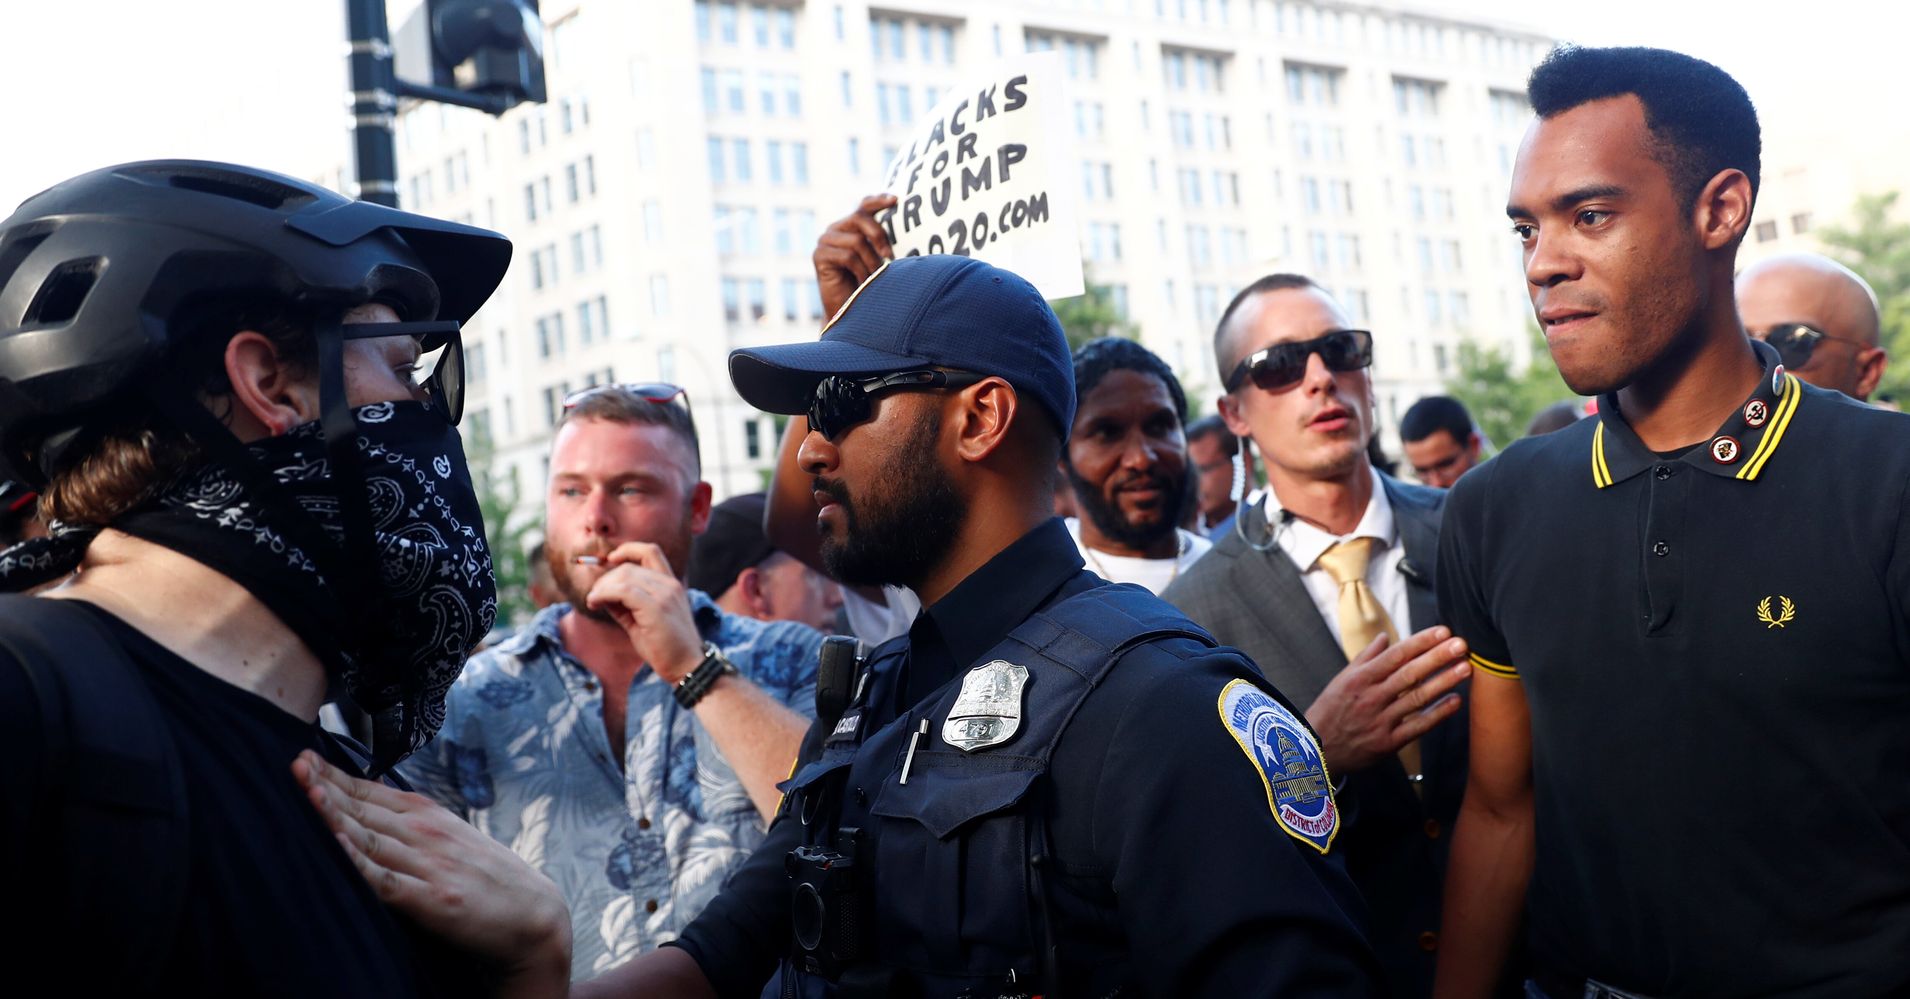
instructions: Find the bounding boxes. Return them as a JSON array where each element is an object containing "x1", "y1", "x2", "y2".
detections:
[{"x1": 0, "y1": 595, "x2": 189, "y2": 986}]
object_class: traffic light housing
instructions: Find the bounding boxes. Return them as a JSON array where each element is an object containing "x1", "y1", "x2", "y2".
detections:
[{"x1": 426, "y1": 0, "x2": 546, "y2": 109}]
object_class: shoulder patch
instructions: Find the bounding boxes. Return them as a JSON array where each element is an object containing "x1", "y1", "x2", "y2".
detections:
[{"x1": 1217, "y1": 678, "x2": 1339, "y2": 854}]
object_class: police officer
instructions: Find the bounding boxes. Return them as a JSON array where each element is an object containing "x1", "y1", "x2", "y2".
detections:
[{"x1": 550, "y1": 255, "x2": 1373, "y2": 997}]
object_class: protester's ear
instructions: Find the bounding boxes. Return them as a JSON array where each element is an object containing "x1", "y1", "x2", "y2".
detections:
[
  {"x1": 951, "y1": 377, "x2": 1017, "y2": 464},
  {"x1": 223, "y1": 330, "x2": 319, "y2": 436}
]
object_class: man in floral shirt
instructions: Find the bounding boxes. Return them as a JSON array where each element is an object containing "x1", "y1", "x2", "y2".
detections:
[{"x1": 406, "y1": 385, "x2": 822, "y2": 977}]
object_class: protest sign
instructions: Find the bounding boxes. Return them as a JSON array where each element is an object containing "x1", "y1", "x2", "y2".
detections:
[{"x1": 876, "y1": 51, "x2": 1084, "y2": 299}]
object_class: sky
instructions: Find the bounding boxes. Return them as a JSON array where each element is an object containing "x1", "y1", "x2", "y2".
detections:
[{"x1": 2, "y1": 0, "x2": 1902, "y2": 209}]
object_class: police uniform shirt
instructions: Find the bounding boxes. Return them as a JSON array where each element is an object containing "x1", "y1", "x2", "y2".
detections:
[
  {"x1": 670, "y1": 518, "x2": 1382, "y2": 997},
  {"x1": 1437, "y1": 340, "x2": 1910, "y2": 996}
]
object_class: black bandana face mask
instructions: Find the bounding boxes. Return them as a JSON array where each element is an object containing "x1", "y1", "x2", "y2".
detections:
[{"x1": 0, "y1": 400, "x2": 496, "y2": 764}]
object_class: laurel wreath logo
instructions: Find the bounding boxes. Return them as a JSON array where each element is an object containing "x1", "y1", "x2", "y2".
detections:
[{"x1": 1757, "y1": 596, "x2": 1796, "y2": 629}]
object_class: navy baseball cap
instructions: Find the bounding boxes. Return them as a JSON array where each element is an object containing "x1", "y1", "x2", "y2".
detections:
[{"x1": 728, "y1": 255, "x2": 1075, "y2": 439}]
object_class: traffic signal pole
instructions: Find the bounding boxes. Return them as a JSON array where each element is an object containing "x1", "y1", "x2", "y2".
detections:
[
  {"x1": 346, "y1": 0, "x2": 401, "y2": 207},
  {"x1": 346, "y1": 0, "x2": 532, "y2": 206}
]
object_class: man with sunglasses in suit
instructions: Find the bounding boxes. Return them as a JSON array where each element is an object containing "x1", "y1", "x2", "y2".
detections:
[
  {"x1": 405, "y1": 383, "x2": 825, "y2": 979},
  {"x1": 1737, "y1": 252, "x2": 1887, "y2": 401},
  {"x1": 1163, "y1": 273, "x2": 1474, "y2": 998}
]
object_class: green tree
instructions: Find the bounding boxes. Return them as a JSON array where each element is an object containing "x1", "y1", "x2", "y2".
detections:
[
  {"x1": 1444, "y1": 327, "x2": 1579, "y2": 448},
  {"x1": 1816, "y1": 190, "x2": 1910, "y2": 402},
  {"x1": 467, "y1": 423, "x2": 538, "y2": 629},
  {"x1": 1048, "y1": 273, "x2": 1137, "y2": 351}
]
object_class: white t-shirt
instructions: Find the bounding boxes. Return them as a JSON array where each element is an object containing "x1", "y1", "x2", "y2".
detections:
[
  {"x1": 838, "y1": 584, "x2": 921, "y2": 648},
  {"x1": 1266, "y1": 467, "x2": 1410, "y2": 654},
  {"x1": 1065, "y1": 518, "x2": 1213, "y2": 595}
]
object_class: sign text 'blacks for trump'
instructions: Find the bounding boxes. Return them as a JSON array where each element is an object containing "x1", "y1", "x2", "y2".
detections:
[{"x1": 874, "y1": 52, "x2": 1084, "y2": 299}]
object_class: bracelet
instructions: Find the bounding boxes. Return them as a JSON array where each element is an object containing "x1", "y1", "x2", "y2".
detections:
[{"x1": 674, "y1": 642, "x2": 736, "y2": 709}]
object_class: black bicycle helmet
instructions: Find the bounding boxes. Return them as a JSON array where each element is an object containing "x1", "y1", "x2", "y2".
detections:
[
  {"x1": 0, "y1": 159, "x2": 512, "y2": 483},
  {"x1": 0, "y1": 478, "x2": 34, "y2": 531}
]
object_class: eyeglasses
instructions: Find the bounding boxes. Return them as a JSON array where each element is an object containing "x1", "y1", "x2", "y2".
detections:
[
  {"x1": 1753, "y1": 323, "x2": 1864, "y2": 371},
  {"x1": 340, "y1": 320, "x2": 465, "y2": 424},
  {"x1": 808, "y1": 369, "x2": 986, "y2": 441},
  {"x1": 563, "y1": 382, "x2": 695, "y2": 425},
  {"x1": 1225, "y1": 329, "x2": 1374, "y2": 393}
]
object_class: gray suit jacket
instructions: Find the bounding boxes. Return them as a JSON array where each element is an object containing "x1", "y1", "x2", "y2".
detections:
[{"x1": 1162, "y1": 473, "x2": 1461, "y2": 998}]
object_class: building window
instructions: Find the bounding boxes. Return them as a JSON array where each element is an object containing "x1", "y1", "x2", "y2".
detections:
[
  {"x1": 1791, "y1": 212, "x2": 1813, "y2": 234},
  {"x1": 732, "y1": 139, "x2": 752, "y2": 182},
  {"x1": 721, "y1": 277, "x2": 741, "y2": 322},
  {"x1": 643, "y1": 201, "x2": 663, "y2": 243},
  {"x1": 1754, "y1": 220, "x2": 1778, "y2": 242},
  {"x1": 747, "y1": 278, "x2": 768, "y2": 321},
  {"x1": 650, "y1": 274, "x2": 671, "y2": 317}
]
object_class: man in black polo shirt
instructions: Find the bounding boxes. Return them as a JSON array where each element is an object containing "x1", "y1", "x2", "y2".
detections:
[{"x1": 1433, "y1": 46, "x2": 1910, "y2": 998}]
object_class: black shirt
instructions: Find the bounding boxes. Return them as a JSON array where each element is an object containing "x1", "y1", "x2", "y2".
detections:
[
  {"x1": 671, "y1": 518, "x2": 1381, "y2": 996},
  {"x1": 1, "y1": 600, "x2": 484, "y2": 996},
  {"x1": 1439, "y1": 341, "x2": 1910, "y2": 996}
]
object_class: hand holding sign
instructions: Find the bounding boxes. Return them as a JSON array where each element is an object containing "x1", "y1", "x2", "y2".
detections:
[
  {"x1": 814, "y1": 194, "x2": 897, "y2": 321},
  {"x1": 872, "y1": 51, "x2": 1083, "y2": 300}
]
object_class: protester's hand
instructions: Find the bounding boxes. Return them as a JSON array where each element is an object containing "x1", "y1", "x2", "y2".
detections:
[
  {"x1": 1305, "y1": 626, "x2": 1470, "y2": 774},
  {"x1": 292, "y1": 750, "x2": 571, "y2": 997},
  {"x1": 585, "y1": 541, "x2": 704, "y2": 684},
  {"x1": 813, "y1": 193, "x2": 897, "y2": 320}
]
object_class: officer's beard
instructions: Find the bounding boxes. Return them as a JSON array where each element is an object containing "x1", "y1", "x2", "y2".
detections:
[{"x1": 815, "y1": 407, "x2": 961, "y2": 591}]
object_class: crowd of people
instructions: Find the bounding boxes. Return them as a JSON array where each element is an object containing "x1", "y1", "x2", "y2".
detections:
[{"x1": 1, "y1": 42, "x2": 1903, "y2": 999}]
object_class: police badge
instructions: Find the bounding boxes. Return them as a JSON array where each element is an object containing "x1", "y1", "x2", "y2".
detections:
[{"x1": 942, "y1": 659, "x2": 1030, "y2": 752}]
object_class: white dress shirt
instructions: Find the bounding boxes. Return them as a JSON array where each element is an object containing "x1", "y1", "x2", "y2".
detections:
[{"x1": 1267, "y1": 466, "x2": 1410, "y2": 657}]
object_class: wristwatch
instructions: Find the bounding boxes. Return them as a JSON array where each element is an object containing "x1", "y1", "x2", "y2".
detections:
[{"x1": 675, "y1": 641, "x2": 737, "y2": 708}]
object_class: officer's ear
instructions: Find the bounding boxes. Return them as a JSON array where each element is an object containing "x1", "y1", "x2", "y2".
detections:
[{"x1": 950, "y1": 376, "x2": 1017, "y2": 464}]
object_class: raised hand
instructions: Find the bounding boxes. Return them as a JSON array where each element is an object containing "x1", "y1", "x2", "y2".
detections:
[
  {"x1": 1305, "y1": 626, "x2": 1470, "y2": 774},
  {"x1": 813, "y1": 193, "x2": 898, "y2": 321},
  {"x1": 583, "y1": 541, "x2": 706, "y2": 684},
  {"x1": 292, "y1": 749, "x2": 572, "y2": 998}
]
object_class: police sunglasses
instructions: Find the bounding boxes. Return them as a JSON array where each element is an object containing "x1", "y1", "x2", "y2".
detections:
[
  {"x1": 808, "y1": 369, "x2": 987, "y2": 441},
  {"x1": 563, "y1": 382, "x2": 695, "y2": 426},
  {"x1": 339, "y1": 320, "x2": 466, "y2": 424},
  {"x1": 1225, "y1": 329, "x2": 1374, "y2": 393},
  {"x1": 1755, "y1": 322, "x2": 1865, "y2": 371}
]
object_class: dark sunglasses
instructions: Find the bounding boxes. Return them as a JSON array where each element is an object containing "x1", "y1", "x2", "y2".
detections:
[
  {"x1": 340, "y1": 320, "x2": 466, "y2": 424},
  {"x1": 1226, "y1": 329, "x2": 1374, "y2": 393},
  {"x1": 1755, "y1": 323, "x2": 1863, "y2": 371},
  {"x1": 563, "y1": 382, "x2": 695, "y2": 425},
  {"x1": 808, "y1": 369, "x2": 986, "y2": 441}
]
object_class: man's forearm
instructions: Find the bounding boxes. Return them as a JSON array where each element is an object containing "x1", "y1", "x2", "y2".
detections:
[
  {"x1": 572, "y1": 945, "x2": 715, "y2": 999},
  {"x1": 693, "y1": 675, "x2": 810, "y2": 819},
  {"x1": 1433, "y1": 794, "x2": 1534, "y2": 999}
]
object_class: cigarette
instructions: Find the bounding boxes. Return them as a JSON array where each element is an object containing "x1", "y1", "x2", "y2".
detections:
[{"x1": 574, "y1": 555, "x2": 603, "y2": 566}]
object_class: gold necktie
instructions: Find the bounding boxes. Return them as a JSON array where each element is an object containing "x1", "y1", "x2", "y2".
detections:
[{"x1": 1315, "y1": 537, "x2": 1421, "y2": 784}]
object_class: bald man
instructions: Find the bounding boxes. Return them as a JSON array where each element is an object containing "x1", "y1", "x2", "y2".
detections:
[{"x1": 1737, "y1": 252, "x2": 1886, "y2": 400}]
